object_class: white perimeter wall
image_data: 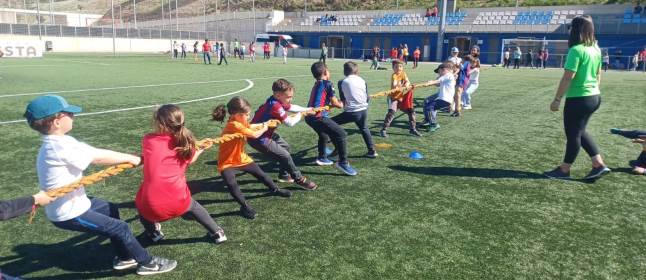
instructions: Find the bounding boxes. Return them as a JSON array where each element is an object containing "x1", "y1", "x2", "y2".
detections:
[{"x1": 0, "y1": 35, "x2": 178, "y2": 53}]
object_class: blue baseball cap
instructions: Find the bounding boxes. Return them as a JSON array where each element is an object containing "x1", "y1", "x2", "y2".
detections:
[
  {"x1": 24, "y1": 95, "x2": 82, "y2": 124},
  {"x1": 451, "y1": 47, "x2": 460, "y2": 53}
]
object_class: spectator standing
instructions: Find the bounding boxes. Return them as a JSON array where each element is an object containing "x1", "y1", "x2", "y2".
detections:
[
  {"x1": 202, "y1": 39, "x2": 212, "y2": 65},
  {"x1": 503, "y1": 48, "x2": 511, "y2": 68},
  {"x1": 525, "y1": 49, "x2": 534, "y2": 68},
  {"x1": 635, "y1": 2, "x2": 643, "y2": 14},
  {"x1": 180, "y1": 42, "x2": 187, "y2": 59},
  {"x1": 602, "y1": 49, "x2": 610, "y2": 72},
  {"x1": 513, "y1": 47, "x2": 522, "y2": 69},
  {"x1": 319, "y1": 42, "x2": 328, "y2": 64},
  {"x1": 432, "y1": 5, "x2": 438, "y2": 17},
  {"x1": 233, "y1": 39, "x2": 240, "y2": 59}
]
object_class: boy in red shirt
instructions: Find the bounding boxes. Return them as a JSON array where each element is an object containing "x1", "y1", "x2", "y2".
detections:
[{"x1": 413, "y1": 46, "x2": 421, "y2": 69}]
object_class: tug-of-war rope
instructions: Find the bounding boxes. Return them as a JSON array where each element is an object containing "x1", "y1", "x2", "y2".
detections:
[
  {"x1": 28, "y1": 106, "x2": 331, "y2": 223},
  {"x1": 30, "y1": 80, "x2": 436, "y2": 223},
  {"x1": 369, "y1": 81, "x2": 435, "y2": 99}
]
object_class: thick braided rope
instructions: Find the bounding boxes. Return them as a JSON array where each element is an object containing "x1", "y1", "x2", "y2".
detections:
[
  {"x1": 41, "y1": 107, "x2": 330, "y2": 199},
  {"x1": 369, "y1": 82, "x2": 434, "y2": 100}
]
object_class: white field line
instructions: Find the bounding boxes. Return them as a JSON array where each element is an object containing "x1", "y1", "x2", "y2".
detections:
[
  {"x1": 0, "y1": 79, "x2": 254, "y2": 125},
  {"x1": 0, "y1": 74, "x2": 310, "y2": 98},
  {"x1": 66, "y1": 60, "x2": 111, "y2": 66},
  {"x1": 0, "y1": 65, "x2": 59, "y2": 68}
]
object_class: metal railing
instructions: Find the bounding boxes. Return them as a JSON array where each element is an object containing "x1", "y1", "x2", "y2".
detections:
[{"x1": 0, "y1": 23, "x2": 216, "y2": 41}]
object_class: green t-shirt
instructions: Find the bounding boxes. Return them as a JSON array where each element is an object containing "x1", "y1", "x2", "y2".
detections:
[{"x1": 564, "y1": 44, "x2": 601, "y2": 98}]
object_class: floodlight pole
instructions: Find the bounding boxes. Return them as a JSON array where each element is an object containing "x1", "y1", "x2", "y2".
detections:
[
  {"x1": 175, "y1": 0, "x2": 178, "y2": 31},
  {"x1": 133, "y1": 0, "x2": 137, "y2": 28},
  {"x1": 161, "y1": 0, "x2": 164, "y2": 30},
  {"x1": 202, "y1": 0, "x2": 206, "y2": 33},
  {"x1": 77, "y1": 0, "x2": 81, "y2": 27},
  {"x1": 49, "y1": 0, "x2": 54, "y2": 24},
  {"x1": 111, "y1": 0, "x2": 116, "y2": 57},
  {"x1": 36, "y1": 0, "x2": 42, "y2": 40},
  {"x1": 252, "y1": 0, "x2": 256, "y2": 38},
  {"x1": 516, "y1": 0, "x2": 519, "y2": 7},
  {"x1": 435, "y1": 0, "x2": 447, "y2": 61}
]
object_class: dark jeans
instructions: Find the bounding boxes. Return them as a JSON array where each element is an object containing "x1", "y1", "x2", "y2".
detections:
[
  {"x1": 513, "y1": 58, "x2": 520, "y2": 69},
  {"x1": 218, "y1": 52, "x2": 228, "y2": 65},
  {"x1": 331, "y1": 110, "x2": 374, "y2": 152},
  {"x1": 203, "y1": 52, "x2": 211, "y2": 64},
  {"x1": 139, "y1": 198, "x2": 221, "y2": 235},
  {"x1": 423, "y1": 94, "x2": 451, "y2": 124},
  {"x1": 615, "y1": 129, "x2": 646, "y2": 139},
  {"x1": 306, "y1": 117, "x2": 348, "y2": 164},
  {"x1": 319, "y1": 54, "x2": 327, "y2": 64},
  {"x1": 382, "y1": 109, "x2": 417, "y2": 131},
  {"x1": 221, "y1": 163, "x2": 279, "y2": 206},
  {"x1": 249, "y1": 133, "x2": 303, "y2": 180},
  {"x1": 562, "y1": 95, "x2": 601, "y2": 164},
  {"x1": 52, "y1": 198, "x2": 152, "y2": 264}
]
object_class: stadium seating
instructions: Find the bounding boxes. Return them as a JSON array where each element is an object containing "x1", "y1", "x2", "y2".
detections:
[
  {"x1": 300, "y1": 14, "x2": 366, "y2": 26},
  {"x1": 473, "y1": 9, "x2": 582, "y2": 25},
  {"x1": 623, "y1": 8, "x2": 646, "y2": 24},
  {"x1": 370, "y1": 12, "x2": 466, "y2": 26}
]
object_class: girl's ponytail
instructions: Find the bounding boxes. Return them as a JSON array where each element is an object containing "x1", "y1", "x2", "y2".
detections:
[
  {"x1": 212, "y1": 104, "x2": 227, "y2": 122},
  {"x1": 153, "y1": 104, "x2": 196, "y2": 161},
  {"x1": 173, "y1": 125, "x2": 196, "y2": 161}
]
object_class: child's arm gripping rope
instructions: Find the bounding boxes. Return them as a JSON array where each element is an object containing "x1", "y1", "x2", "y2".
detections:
[{"x1": 369, "y1": 82, "x2": 434, "y2": 99}]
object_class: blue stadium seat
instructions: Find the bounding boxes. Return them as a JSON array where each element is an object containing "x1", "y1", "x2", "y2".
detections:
[{"x1": 624, "y1": 18, "x2": 632, "y2": 24}]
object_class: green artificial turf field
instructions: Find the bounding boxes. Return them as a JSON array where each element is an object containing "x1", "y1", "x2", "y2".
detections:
[{"x1": 0, "y1": 54, "x2": 645, "y2": 279}]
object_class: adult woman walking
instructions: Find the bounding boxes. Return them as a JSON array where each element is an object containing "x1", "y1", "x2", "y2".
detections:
[{"x1": 544, "y1": 15, "x2": 610, "y2": 181}]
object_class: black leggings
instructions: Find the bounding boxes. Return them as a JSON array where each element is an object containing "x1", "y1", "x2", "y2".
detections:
[
  {"x1": 562, "y1": 95, "x2": 601, "y2": 164},
  {"x1": 221, "y1": 163, "x2": 278, "y2": 206},
  {"x1": 139, "y1": 198, "x2": 222, "y2": 235}
]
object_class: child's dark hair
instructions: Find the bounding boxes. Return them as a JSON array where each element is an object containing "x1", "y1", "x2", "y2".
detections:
[
  {"x1": 392, "y1": 59, "x2": 404, "y2": 67},
  {"x1": 212, "y1": 96, "x2": 252, "y2": 122},
  {"x1": 272, "y1": 79, "x2": 294, "y2": 93},
  {"x1": 153, "y1": 104, "x2": 195, "y2": 161},
  {"x1": 311, "y1": 62, "x2": 327, "y2": 79},
  {"x1": 568, "y1": 15, "x2": 596, "y2": 48},
  {"x1": 343, "y1": 61, "x2": 359, "y2": 76},
  {"x1": 28, "y1": 113, "x2": 61, "y2": 134}
]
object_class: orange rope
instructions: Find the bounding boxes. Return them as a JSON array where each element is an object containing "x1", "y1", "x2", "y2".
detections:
[{"x1": 369, "y1": 82, "x2": 434, "y2": 100}]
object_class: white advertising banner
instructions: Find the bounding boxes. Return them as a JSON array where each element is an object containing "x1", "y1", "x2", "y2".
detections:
[{"x1": 0, "y1": 40, "x2": 43, "y2": 58}]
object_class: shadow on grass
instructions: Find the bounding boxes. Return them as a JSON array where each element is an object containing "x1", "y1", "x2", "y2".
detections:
[
  {"x1": 388, "y1": 165, "x2": 545, "y2": 179},
  {"x1": 2, "y1": 233, "x2": 130, "y2": 279}
]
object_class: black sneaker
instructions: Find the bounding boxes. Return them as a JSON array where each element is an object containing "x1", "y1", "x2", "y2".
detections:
[
  {"x1": 380, "y1": 130, "x2": 388, "y2": 138},
  {"x1": 543, "y1": 167, "x2": 571, "y2": 180},
  {"x1": 409, "y1": 129, "x2": 422, "y2": 137},
  {"x1": 449, "y1": 112, "x2": 461, "y2": 117},
  {"x1": 366, "y1": 150, "x2": 378, "y2": 158},
  {"x1": 208, "y1": 228, "x2": 227, "y2": 244},
  {"x1": 583, "y1": 166, "x2": 611, "y2": 180},
  {"x1": 270, "y1": 188, "x2": 292, "y2": 197},
  {"x1": 136, "y1": 256, "x2": 177, "y2": 276},
  {"x1": 145, "y1": 223, "x2": 165, "y2": 243},
  {"x1": 240, "y1": 204, "x2": 257, "y2": 220}
]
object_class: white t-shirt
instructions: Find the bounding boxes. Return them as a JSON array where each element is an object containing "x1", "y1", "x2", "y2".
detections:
[
  {"x1": 469, "y1": 68, "x2": 480, "y2": 85},
  {"x1": 436, "y1": 73, "x2": 456, "y2": 103},
  {"x1": 448, "y1": 56, "x2": 462, "y2": 65},
  {"x1": 37, "y1": 135, "x2": 97, "y2": 222},
  {"x1": 340, "y1": 75, "x2": 369, "y2": 113},
  {"x1": 173, "y1": 42, "x2": 178, "y2": 51}
]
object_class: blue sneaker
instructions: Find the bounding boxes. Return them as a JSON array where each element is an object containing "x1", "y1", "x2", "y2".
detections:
[
  {"x1": 583, "y1": 166, "x2": 611, "y2": 181},
  {"x1": 315, "y1": 157, "x2": 334, "y2": 166},
  {"x1": 610, "y1": 128, "x2": 622, "y2": 135},
  {"x1": 335, "y1": 162, "x2": 358, "y2": 176}
]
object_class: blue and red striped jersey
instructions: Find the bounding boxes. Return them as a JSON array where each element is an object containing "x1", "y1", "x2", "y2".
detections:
[
  {"x1": 251, "y1": 95, "x2": 291, "y2": 144},
  {"x1": 307, "y1": 80, "x2": 335, "y2": 120}
]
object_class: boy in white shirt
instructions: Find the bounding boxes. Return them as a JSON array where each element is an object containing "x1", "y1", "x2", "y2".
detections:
[
  {"x1": 421, "y1": 62, "x2": 456, "y2": 132},
  {"x1": 24, "y1": 95, "x2": 177, "y2": 276},
  {"x1": 332, "y1": 61, "x2": 377, "y2": 158}
]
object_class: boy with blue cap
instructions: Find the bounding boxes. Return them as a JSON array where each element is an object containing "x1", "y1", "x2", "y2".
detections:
[{"x1": 24, "y1": 95, "x2": 177, "y2": 276}]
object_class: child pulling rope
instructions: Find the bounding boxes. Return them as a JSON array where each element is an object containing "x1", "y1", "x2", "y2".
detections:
[{"x1": 369, "y1": 82, "x2": 434, "y2": 100}]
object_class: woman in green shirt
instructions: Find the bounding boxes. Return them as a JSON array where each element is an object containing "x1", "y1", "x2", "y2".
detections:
[{"x1": 544, "y1": 15, "x2": 610, "y2": 181}]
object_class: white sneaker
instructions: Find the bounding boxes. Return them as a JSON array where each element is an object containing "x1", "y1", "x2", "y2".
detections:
[
  {"x1": 463, "y1": 105, "x2": 472, "y2": 110},
  {"x1": 113, "y1": 257, "x2": 137, "y2": 270}
]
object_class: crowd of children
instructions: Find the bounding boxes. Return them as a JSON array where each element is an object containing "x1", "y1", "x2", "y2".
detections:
[{"x1": 8, "y1": 28, "x2": 646, "y2": 277}]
